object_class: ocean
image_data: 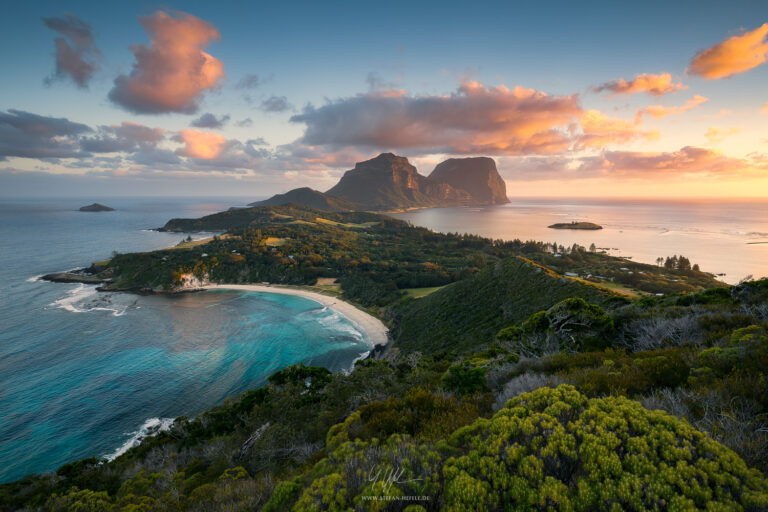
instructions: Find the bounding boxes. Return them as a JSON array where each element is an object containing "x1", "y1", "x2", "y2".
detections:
[
  {"x1": 391, "y1": 198, "x2": 768, "y2": 284},
  {"x1": 0, "y1": 198, "x2": 372, "y2": 483}
]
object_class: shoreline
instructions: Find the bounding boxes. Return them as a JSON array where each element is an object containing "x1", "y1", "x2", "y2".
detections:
[{"x1": 202, "y1": 284, "x2": 390, "y2": 349}]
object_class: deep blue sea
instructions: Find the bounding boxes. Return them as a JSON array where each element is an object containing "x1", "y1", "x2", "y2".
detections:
[{"x1": 0, "y1": 198, "x2": 372, "y2": 483}]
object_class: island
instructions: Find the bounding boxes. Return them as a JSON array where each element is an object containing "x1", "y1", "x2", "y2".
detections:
[
  {"x1": 249, "y1": 153, "x2": 510, "y2": 212},
  {"x1": 79, "y1": 203, "x2": 115, "y2": 212},
  {"x1": 548, "y1": 221, "x2": 603, "y2": 230}
]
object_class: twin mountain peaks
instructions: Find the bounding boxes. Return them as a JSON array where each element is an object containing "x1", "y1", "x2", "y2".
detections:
[{"x1": 250, "y1": 153, "x2": 509, "y2": 211}]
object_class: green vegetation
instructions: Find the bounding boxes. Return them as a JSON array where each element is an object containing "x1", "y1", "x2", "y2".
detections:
[
  {"x1": 283, "y1": 386, "x2": 768, "y2": 511},
  {"x1": 548, "y1": 221, "x2": 602, "y2": 230},
  {"x1": 394, "y1": 258, "x2": 618, "y2": 354},
  {"x1": 6, "y1": 204, "x2": 767, "y2": 511}
]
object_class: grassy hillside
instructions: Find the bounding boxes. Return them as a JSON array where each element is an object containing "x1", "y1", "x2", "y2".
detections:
[{"x1": 392, "y1": 257, "x2": 621, "y2": 354}]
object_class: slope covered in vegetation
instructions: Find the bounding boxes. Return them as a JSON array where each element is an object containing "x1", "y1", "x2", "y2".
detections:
[
  {"x1": 7, "y1": 205, "x2": 766, "y2": 511},
  {"x1": 393, "y1": 258, "x2": 620, "y2": 354}
]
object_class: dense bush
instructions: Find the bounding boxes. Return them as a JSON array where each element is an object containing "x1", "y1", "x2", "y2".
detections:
[
  {"x1": 277, "y1": 386, "x2": 768, "y2": 511},
  {"x1": 498, "y1": 297, "x2": 614, "y2": 354},
  {"x1": 441, "y1": 364, "x2": 490, "y2": 395}
]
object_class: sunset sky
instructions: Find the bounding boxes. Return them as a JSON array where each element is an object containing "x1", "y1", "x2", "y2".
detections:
[{"x1": 2, "y1": 0, "x2": 768, "y2": 198}]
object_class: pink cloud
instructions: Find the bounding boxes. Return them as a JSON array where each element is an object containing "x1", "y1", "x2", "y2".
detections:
[
  {"x1": 580, "y1": 146, "x2": 752, "y2": 176},
  {"x1": 291, "y1": 82, "x2": 581, "y2": 156},
  {"x1": 689, "y1": 23, "x2": 768, "y2": 79},
  {"x1": 594, "y1": 73, "x2": 686, "y2": 96},
  {"x1": 108, "y1": 10, "x2": 225, "y2": 114}
]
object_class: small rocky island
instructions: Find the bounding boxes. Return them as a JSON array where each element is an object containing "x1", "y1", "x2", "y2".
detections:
[
  {"x1": 79, "y1": 203, "x2": 115, "y2": 212},
  {"x1": 548, "y1": 221, "x2": 603, "y2": 230}
]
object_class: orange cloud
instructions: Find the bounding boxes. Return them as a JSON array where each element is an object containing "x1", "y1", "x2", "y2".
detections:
[
  {"x1": 763, "y1": 102, "x2": 768, "y2": 114},
  {"x1": 175, "y1": 130, "x2": 227, "y2": 159},
  {"x1": 705, "y1": 126, "x2": 742, "y2": 143},
  {"x1": 577, "y1": 110, "x2": 658, "y2": 148},
  {"x1": 581, "y1": 146, "x2": 752, "y2": 177},
  {"x1": 594, "y1": 73, "x2": 686, "y2": 96},
  {"x1": 689, "y1": 23, "x2": 768, "y2": 79},
  {"x1": 109, "y1": 10, "x2": 225, "y2": 114},
  {"x1": 638, "y1": 95, "x2": 709, "y2": 120}
]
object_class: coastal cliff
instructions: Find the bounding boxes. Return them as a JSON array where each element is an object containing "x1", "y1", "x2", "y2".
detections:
[
  {"x1": 325, "y1": 153, "x2": 471, "y2": 210},
  {"x1": 428, "y1": 157, "x2": 510, "y2": 205},
  {"x1": 250, "y1": 153, "x2": 511, "y2": 211}
]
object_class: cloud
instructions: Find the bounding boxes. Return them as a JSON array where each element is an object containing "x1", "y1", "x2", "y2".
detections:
[
  {"x1": 580, "y1": 146, "x2": 752, "y2": 177},
  {"x1": 236, "y1": 74, "x2": 261, "y2": 89},
  {"x1": 637, "y1": 95, "x2": 709, "y2": 120},
  {"x1": 0, "y1": 109, "x2": 91, "y2": 159},
  {"x1": 705, "y1": 126, "x2": 741, "y2": 143},
  {"x1": 259, "y1": 95, "x2": 291, "y2": 112},
  {"x1": 365, "y1": 71, "x2": 398, "y2": 92},
  {"x1": 763, "y1": 102, "x2": 768, "y2": 114},
  {"x1": 80, "y1": 122, "x2": 164, "y2": 153},
  {"x1": 593, "y1": 73, "x2": 686, "y2": 96},
  {"x1": 108, "y1": 10, "x2": 225, "y2": 114},
  {"x1": 190, "y1": 112, "x2": 230, "y2": 129},
  {"x1": 174, "y1": 129, "x2": 228, "y2": 159},
  {"x1": 576, "y1": 110, "x2": 657, "y2": 149},
  {"x1": 42, "y1": 14, "x2": 101, "y2": 88},
  {"x1": 290, "y1": 82, "x2": 582, "y2": 155},
  {"x1": 236, "y1": 118, "x2": 253, "y2": 127},
  {"x1": 689, "y1": 23, "x2": 768, "y2": 79},
  {"x1": 497, "y1": 155, "x2": 576, "y2": 181}
]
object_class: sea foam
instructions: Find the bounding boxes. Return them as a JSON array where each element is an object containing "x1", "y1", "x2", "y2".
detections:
[
  {"x1": 50, "y1": 284, "x2": 128, "y2": 317},
  {"x1": 105, "y1": 417, "x2": 175, "y2": 461}
]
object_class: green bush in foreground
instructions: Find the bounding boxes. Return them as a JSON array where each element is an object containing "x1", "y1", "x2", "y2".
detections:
[{"x1": 280, "y1": 385, "x2": 768, "y2": 511}]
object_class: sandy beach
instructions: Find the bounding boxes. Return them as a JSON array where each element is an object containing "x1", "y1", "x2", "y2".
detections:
[{"x1": 202, "y1": 284, "x2": 390, "y2": 348}]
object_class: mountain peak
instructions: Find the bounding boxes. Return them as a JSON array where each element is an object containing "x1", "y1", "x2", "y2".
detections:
[{"x1": 429, "y1": 157, "x2": 509, "y2": 205}]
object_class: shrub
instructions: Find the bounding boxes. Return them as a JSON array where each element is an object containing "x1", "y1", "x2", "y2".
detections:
[
  {"x1": 445, "y1": 385, "x2": 768, "y2": 510},
  {"x1": 442, "y1": 365, "x2": 489, "y2": 395},
  {"x1": 497, "y1": 297, "x2": 614, "y2": 355},
  {"x1": 281, "y1": 386, "x2": 768, "y2": 511}
]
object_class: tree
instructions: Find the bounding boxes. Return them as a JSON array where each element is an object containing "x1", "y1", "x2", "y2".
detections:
[{"x1": 589, "y1": 243, "x2": 596, "y2": 252}]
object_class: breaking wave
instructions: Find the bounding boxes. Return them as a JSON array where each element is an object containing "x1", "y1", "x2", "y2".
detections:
[{"x1": 104, "y1": 417, "x2": 175, "y2": 461}]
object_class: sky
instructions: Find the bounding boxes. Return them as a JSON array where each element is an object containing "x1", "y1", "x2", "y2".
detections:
[{"x1": 1, "y1": 0, "x2": 768, "y2": 198}]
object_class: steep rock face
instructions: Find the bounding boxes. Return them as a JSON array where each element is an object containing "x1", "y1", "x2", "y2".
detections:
[
  {"x1": 428, "y1": 157, "x2": 509, "y2": 205},
  {"x1": 248, "y1": 187, "x2": 359, "y2": 211},
  {"x1": 326, "y1": 153, "x2": 470, "y2": 210}
]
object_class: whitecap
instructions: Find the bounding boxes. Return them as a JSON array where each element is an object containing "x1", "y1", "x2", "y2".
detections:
[
  {"x1": 344, "y1": 350, "x2": 373, "y2": 374},
  {"x1": 104, "y1": 417, "x2": 175, "y2": 461},
  {"x1": 26, "y1": 274, "x2": 44, "y2": 283},
  {"x1": 315, "y1": 310, "x2": 365, "y2": 341},
  {"x1": 50, "y1": 284, "x2": 129, "y2": 317}
]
